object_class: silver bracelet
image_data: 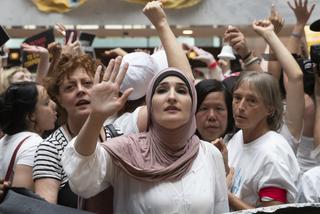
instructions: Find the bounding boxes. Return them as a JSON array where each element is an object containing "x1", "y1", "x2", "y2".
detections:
[{"x1": 244, "y1": 57, "x2": 261, "y2": 67}]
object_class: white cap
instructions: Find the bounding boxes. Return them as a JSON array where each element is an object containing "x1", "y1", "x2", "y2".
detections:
[
  {"x1": 151, "y1": 49, "x2": 168, "y2": 73},
  {"x1": 120, "y1": 52, "x2": 158, "y2": 100}
]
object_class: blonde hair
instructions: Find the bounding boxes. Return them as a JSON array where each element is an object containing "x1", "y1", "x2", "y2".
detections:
[{"x1": 0, "y1": 66, "x2": 31, "y2": 94}]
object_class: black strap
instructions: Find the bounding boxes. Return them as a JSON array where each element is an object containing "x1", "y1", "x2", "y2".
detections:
[
  {"x1": 105, "y1": 124, "x2": 121, "y2": 138},
  {"x1": 5, "y1": 136, "x2": 31, "y2": 182}
]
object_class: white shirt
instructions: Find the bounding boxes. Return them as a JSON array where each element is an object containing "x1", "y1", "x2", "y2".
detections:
[
  {"x1": 279, "y1": 122, "x2": 300, "y2": 154},
  {"x1": 104, "y1": 106, "x2": 141, "y2": 135},
  {"x1": 61, "y1": 139, "x2": 229, "y2": 214},
  {"x1": 227, "y1": 130, "x2": 300, "y2": 206},
  {"x1": 297, "y1": 136, "x2": 319, "y2": 173},
  {"x1": 0, "y1": 131, "x2": 43, "y2": 178},
  {"x1": 297, "y1": 166, "x2": 320, "y2": 203}
]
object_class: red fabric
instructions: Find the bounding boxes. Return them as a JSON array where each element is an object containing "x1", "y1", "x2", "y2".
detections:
[
  {"x1": 259, "y1": 187, "x2": 287, "y2": 203},
  {"x1": 208, "y1": 61, "x2": 218, "y2": 69}
]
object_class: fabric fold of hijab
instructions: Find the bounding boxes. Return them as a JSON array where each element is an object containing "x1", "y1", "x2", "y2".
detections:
[{"x1": 102, "y1": 68, "x2": 200, "y2": 182}]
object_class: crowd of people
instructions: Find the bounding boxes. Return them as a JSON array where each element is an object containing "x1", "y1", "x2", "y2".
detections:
[{"x1": 1, "y1": 0, "x2": 320, "y2": 213}]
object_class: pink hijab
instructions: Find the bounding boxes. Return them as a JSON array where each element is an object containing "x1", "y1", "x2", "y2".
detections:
[{"x1": 102, "y1": 68, "x2": 200, "y2": 182}]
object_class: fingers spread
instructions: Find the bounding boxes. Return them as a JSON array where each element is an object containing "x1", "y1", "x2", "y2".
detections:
[
  {"x1": 94, "y1": 65, "x2": 103, "y2": 84},
  {"x1": 119, "y1": 88, "x2": 134, "y2": 106},
  {"x1": 109, "y1": 56, "x2": 122, "y2": 82},
  {"x1": 103, "y1": 59, "x2": 115, "y2": 81},
  {"x1": 115, "y1": 63, "x2": 129, "y2": 86}
]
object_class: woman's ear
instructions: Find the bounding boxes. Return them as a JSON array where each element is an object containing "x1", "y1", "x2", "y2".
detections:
[
  {"x1": 26, "y1": 112, "x2": 37, "y2": 128},
  {"x1": 28, "y1": 112, "x2": 36, "y2": 122},
  {"x1": 267, "y1": 107, "x2": 275, "y2": 118}
]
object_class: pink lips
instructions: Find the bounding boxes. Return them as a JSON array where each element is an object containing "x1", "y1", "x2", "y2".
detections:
[{"x1": 164, "y1": 105, "x2": 180, "y2": 112}]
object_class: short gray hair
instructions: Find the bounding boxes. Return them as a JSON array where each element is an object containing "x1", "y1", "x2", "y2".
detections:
[{"x1": 233, "y1": 71, "x2": 283, "y2": 131}]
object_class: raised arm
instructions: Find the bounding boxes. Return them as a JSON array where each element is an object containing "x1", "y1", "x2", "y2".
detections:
[
  {"x1": 143, "y1": 1, "x2": 193, "y2": 80},
  {"x1": 265, "y1": 4, "x2": 285, "y2": 80},
  {"x1": 21, "y1": 43, "x2": 50, "y2": 85},
  {"x1": 287, "y1": 0, "x2": 315, "y2": 54},
  {"x1": 74, "y1": 57, "x2": 132, "y2": 156},
  {"x1": 192, "y1": 46, "x2": 224, "y2": 80},
  {"x1": 253, "y1": 20, "x2": 304, "y2": 141},
  {"x1": 224, "y1": 26, "x2": 263, "y2": 72}
]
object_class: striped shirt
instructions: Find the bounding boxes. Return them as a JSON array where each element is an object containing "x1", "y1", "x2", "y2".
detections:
[{"x1": 33, "y1": 125, "x2": 121, "y2": 188}]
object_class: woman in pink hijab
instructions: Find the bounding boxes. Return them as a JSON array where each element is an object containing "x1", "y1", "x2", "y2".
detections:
[
  {"x1": 61, "y1": 64, "x2": 228, "y2": 213},
  {"x1": 62, "y1": 1, "x2": 228, "y2": 213}
]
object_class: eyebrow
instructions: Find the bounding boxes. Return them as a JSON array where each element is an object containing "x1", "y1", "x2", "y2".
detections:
[{"x1": 158, "y1": 82, "x2": 187, "y2": 87}]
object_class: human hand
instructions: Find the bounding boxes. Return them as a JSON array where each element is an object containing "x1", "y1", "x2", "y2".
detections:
[
  {"x1": 224, "y1": 26, "x2": 250, "y2": 59},
  {"x1": 287, "y1": 0, "x2": 315, "y2": 26},
  {"x1": 104, "y1": 48, "x2": 128, "y2": 57},
  {"x1": 21, "y1": 43, "x2": 49, "y2": 58},
  {"x1": 134, "y1": 48, "x2": 151, "y2": 55},
  {"x1": 226, "y1": 167, "x2": 234, "y2": 190},
  {"x1": 90, "y1": 56, "x2": 133, "y2": 118},
  {"x1": 61, "y1": 31, "x2": 82, "y2": 56},
  {"x1": 47, "y1": 42, "x2": 62, "y2": 59},
  {"x1": 218, "y1": 58, "x2": 230, "y2": 72},
  {"x1": 213, "y1": 138, "x2": 230, "y2": 175},
  {"x1": 252, "y1": 20, "x2": 274, "y2": 38},
  {"x1": 54, "y1": 23, "x2": 67, "y2": 37},
  {"x1": 268, "y1": 4, "x2": 285, "y2": 34},
  {"x1": 192, "y1": 46, "x2": 215, "y2": 66},
  {"x1": 143, "y1": 1, "x2": 168, "y2": 29},
  {"x1": 0, "y1": 178, "x2": 10, "y2": 202},
  {"x1": 153, "y1": 44, "x2": 164, "y2": 54}
]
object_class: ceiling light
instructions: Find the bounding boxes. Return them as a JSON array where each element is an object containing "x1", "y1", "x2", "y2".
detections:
[
  {"x1": 23, "y1": 25, "x2": 36, "y2": 29},
  {"x1": 76, "y1": 25, "x2": 99, "y2": 30},
  {"x1": 182, "y1": 30, "x2": 193, "y2": 35}
]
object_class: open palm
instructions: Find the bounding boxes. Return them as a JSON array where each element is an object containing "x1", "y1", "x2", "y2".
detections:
[{"x1": 90, "y1": 56, "x2": 133, "y2": 119}]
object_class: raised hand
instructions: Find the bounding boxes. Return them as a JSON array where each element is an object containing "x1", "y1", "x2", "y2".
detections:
[
  {"x1": 192, "y1": 46, "x2": 215, "y2": 66},
  {"x1": 54, "y1": 23, "x2": 67, "y2": 37},
  {"x1": 153, "y1": 44, "x2": 164, "y2": 54},
  {"x1": 47, "y1": 42, "x2": 62, "y2": 59},
  {"x1": 104, "y1": 48, "x2": 128, "y2": 57},
  {"x1": 134, "y1": 48, "x2": 151, "y2": 55},
  {"x1": 224, "y1": 26, "x2": 250, "y2": 59},
  {"x1": 90, "y1": 56, "x2": 133, "y2": 119},
  {"x1": 61, "y1": 31, "x2": 82, "y2": 56},
  {"x1": 252, "y1": 20, "x2": 274, "y2": 38},
  {"x1": 21, "y1": 43, "x2": 49, "y2": 57},
  {"x1": 288, "y1": 0, "x2": 315, "y2": 26},
  {"x1": 268, "y1": 4, "x2": 285, "y2": 34},
  {"x1": 143, "y1": 1, "x2": 167, "y2": 29}
]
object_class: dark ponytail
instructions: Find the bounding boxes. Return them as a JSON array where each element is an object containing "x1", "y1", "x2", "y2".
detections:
[{"x1": 0, "y1": 81, "x2": 38, "y2": 135}]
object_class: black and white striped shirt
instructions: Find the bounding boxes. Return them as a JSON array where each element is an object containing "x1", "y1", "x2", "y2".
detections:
[{"x1": 33, "y1": 125, "x2": 121, "y2": 188}]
